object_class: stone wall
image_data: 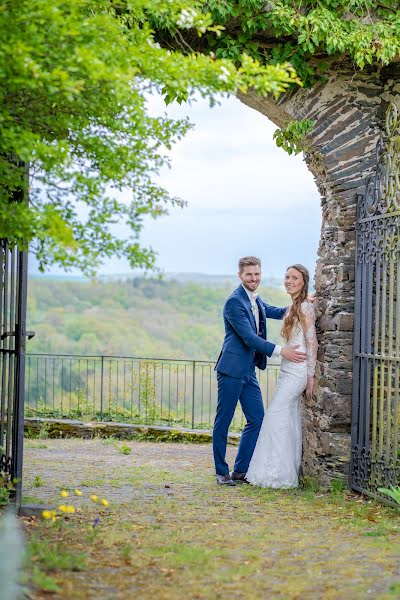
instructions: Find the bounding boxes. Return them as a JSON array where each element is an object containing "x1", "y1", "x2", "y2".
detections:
[{"x1": 238, "y1": 63, "x2": 400, "y2": 484}]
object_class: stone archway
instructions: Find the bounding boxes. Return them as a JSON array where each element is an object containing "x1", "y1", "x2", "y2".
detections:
[{"x1": 238, "y1": 62, "x2": 400, "y2": 484}]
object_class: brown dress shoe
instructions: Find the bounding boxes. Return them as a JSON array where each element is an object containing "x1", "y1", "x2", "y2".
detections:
[
  {"x1": 216, "y1": 474, "x2": 236, "y2": 486},
  {"x1": 230, "y1": 471, "x2": 250, "y2": 484}
]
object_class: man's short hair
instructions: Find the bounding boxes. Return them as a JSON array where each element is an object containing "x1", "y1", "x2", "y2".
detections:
[{"x1": 238, "y1": 256, "x2": 261, "y2": 272}]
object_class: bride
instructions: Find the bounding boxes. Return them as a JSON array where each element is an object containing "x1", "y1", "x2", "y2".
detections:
[{"x1": 246, "y1": 264, "x2": 317, "y2": 489}]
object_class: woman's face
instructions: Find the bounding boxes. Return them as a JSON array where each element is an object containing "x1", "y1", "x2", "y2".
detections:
[{"x1": 284, "y1": 267, "x2": 304, "y2": 298}]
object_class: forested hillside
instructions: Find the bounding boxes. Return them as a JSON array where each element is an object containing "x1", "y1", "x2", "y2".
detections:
[{"x1": 27, "y1": 276, "x2": 288, "y2": 361}]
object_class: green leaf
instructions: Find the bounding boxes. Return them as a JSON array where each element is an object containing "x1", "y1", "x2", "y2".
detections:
[{"x1": 1, "y1": 0, "x2": 300, "y2": 276}]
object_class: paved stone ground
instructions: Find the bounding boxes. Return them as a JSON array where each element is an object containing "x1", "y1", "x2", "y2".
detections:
[
  {"x1": 22, "y1": 438, "x2": 400, "y2": 600},
  {"x1": 23, "y1": 437, "x2": 217, "y2": 505}
]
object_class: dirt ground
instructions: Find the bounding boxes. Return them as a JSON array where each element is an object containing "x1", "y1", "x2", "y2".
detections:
[{"x1": 21, "y1": 438, "x2": 400, "y2": 600}]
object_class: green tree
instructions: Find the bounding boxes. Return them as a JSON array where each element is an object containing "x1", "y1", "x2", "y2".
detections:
[
  {"x1": 27, "y1": 276, "x2": 288, "y2": 359},
  {"x1": 0, "y1": 0, "x2": 299, "y2": 275},
  {"x1": 155, "y1": 1, "x2": 400, "y2": 151},
  {"x1": 174, "y1": 1, "x2": 400, "y2": 85}
]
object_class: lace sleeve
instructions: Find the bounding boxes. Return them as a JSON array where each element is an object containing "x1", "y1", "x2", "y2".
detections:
[{"x1": 301, "y1": 301, "x2": 318, "y2": 377}]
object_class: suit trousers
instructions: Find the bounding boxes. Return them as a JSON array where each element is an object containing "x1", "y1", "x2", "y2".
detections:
[{"x1": 213, "y1": 369, "x2": 265, "y2": 475}]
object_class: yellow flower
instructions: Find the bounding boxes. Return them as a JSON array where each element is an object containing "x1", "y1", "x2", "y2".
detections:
[
  {"x1": 42, "y1": 510, "x2": 52, "y2": 519},
  {"x1": 100, "y1": 499, "x2": 109, "y2": 507},
  {"x1": 59, "y1": 504, "x2": 76, "y2": 513},
  {"x1": 60, "y1": 490, "x2": 69, "y2": 498},
  {"x1": 74, "y1": 489, "x2": 83, "y2": 496},
  {"x1": 90, "y1": 494, "x2": 99, "y2": 503}
]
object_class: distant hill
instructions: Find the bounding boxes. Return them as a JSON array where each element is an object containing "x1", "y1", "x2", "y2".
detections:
[
  {"x1": 149, "y1": 272, "x2": 283, "y2": 289},
  {"x1": 32, "y1": 271, "x2": 284, "y2": 288},
  {"x1": 27, "y1": 275, "x2": 289, "y2": 361},
  {"x1": 95, "y1": 271, "x2": 284, "y2": 289}
]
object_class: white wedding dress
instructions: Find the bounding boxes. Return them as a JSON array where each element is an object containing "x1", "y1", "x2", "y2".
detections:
[{"x1": 246, "y1": 301, "x2": 317, "y2": 488}]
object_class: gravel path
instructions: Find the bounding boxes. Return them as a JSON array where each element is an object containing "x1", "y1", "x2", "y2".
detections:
[{"x1": 22, "y1": 438, "x2": 400, "y2": 600}]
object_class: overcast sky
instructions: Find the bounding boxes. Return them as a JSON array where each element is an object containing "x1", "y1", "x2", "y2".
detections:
[{"x1": 30, "y1": 94, "x2": 321, "y2": 281}]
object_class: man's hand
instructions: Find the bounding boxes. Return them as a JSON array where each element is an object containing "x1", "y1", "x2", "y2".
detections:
[
  {"x1": 305, "y1": 376, "x2": 314, "y2": 400},
  {"x1": 280, "y1": 345, "x2": 307, "y2": 363},
  {"x1": 307, "y1": 294, "x2": 316, "y2": 303}
]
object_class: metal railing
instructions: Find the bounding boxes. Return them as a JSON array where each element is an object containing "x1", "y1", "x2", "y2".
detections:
[{"x1": 25, "y1": 353, "x2": 280, "y2": 431}]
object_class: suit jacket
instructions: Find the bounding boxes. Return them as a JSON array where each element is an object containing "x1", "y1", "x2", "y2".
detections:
[{"x1": 215, "y1": 285, "x2": 287, "y2": 378}]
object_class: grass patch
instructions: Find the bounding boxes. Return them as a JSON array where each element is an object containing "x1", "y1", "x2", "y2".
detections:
[
  {"x1": 31, "y1": 566, "x2": 60, "y2": 593},
  {"x1": 100, "y1": 435, "x2": 117, "y2": 445},
  {"x1": 329, "y1": 477, "x2": 346, "y2": 495},
  {"x1": 79, "y1": 479, "x2": 105, "y2": 487},
  {"x1": 146, "y1": 543, "x2": 222, "y2": 569},
  {"x1": 25, "y1": 422, "x2": 51, "y2": 440},
  {"x1": 25, "y1": 442, "x2": 48, "y2": 449},
  {"x1": 21, "y1": 495, "x2": 43, "y2": 505},
  {"x1": 33, "y1": 475, "x2": 44, "y2": 488},
  {"x1": 27, "y1": 536, "x2": 87, "y2": 572},
  {"x1": 117, "y1": 443, "x2": 132, "y2": 455}
]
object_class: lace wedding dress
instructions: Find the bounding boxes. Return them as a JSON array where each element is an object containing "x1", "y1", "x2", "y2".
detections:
[{"x1": 246, "y1": 301, "x2": 317, "y2": 488}]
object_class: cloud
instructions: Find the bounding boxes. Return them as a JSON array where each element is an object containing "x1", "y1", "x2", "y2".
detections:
[
  {"x1": 30, "y1": 93, "x2": 321, "y2": 279},
  {"x1": 154, "y1": 95, "x2": 319, "y2": 211}
]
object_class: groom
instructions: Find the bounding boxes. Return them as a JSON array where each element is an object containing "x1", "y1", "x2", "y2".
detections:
[{"x1": 213, "y1": 256, "x2": 307, "y2": 485}]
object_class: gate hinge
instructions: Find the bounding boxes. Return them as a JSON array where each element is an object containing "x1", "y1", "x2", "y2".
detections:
[
  {"x1": 1, "y1": 330, "x2": 36, "y2": 340},
  {"x1": 1, "y1": 331, "x2": 13, "y2": 340}
]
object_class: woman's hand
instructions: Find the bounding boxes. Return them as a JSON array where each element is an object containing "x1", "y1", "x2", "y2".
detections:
[{"x1": 305, "y1": 376, "x2": 314, "y2": 400}]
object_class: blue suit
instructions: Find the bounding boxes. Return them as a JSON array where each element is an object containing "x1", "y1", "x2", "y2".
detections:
[{"x1": 213, "y1": 285, "x2": 286, "y2": 475}]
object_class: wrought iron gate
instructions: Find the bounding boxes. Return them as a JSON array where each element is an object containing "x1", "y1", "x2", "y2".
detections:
[
  {"x1": 0, "y1": 241, "x2": 29, "y2": 508},
  {"x1": 351, "y1": 103, "x2": 400, "y2": 500}
]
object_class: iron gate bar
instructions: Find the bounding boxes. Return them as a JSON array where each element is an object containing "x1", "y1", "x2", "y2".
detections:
[
  {"x1": 351, "y1": 102, "x2": 400, "y2": 504},
  {"x1": 357, "y1": 354, "x2": 400, "y2": 361},
  {"x1": 0, "y1": 239, "x2": 30, "y2": 509},
  {"x1": 12, "y1": 250, "x2": 28, "y2": 507},
  {"x1": 0, "y1": 243, "x2": 9, "y2": 470},
  {"x1": 358, "y1": 209, "x2": 400, "y2": 223},
  {"x1": 6, "y1": 249, "x2": 15, "y2": 475}
]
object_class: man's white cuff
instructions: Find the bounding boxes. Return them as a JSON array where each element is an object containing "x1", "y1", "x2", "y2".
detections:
[{"x1": 272, "y1": 344, "x2": 281, "y2": 356}]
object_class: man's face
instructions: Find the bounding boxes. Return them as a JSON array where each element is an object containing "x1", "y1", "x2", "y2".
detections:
[{"x1": 238, "y1": 265, "x2": 261, "y2": 292}]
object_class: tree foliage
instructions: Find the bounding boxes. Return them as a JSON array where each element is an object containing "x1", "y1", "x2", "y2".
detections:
[
  {"x1": 153, "y1": 1, "x2": 399, "y2": 156},
  {"x1": 273, "y1": 119, "x2": 314, "y2": 155},
  {"x1": 0, "y1": 0, "x2": 299, "y2": 275},
  {"x1": 197, "y1": 1, "x2": 400, "y2": 85},
  {"x1": 3, "y1": 1, "x2": 398, "y2": 275}
]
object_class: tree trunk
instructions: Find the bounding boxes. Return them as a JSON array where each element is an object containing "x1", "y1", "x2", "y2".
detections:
[{"x1": 238, "y1": 63, "x2": 400, "y2": 484}]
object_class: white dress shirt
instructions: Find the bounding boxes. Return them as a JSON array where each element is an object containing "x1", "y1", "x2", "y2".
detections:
[{"x1": 241, "y1": 284, "x2": 281, "y2": 356}]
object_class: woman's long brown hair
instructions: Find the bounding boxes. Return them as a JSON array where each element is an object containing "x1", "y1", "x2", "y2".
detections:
[{"x1": 281, "y1": 264, "x2": 310, "y2": 342}]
